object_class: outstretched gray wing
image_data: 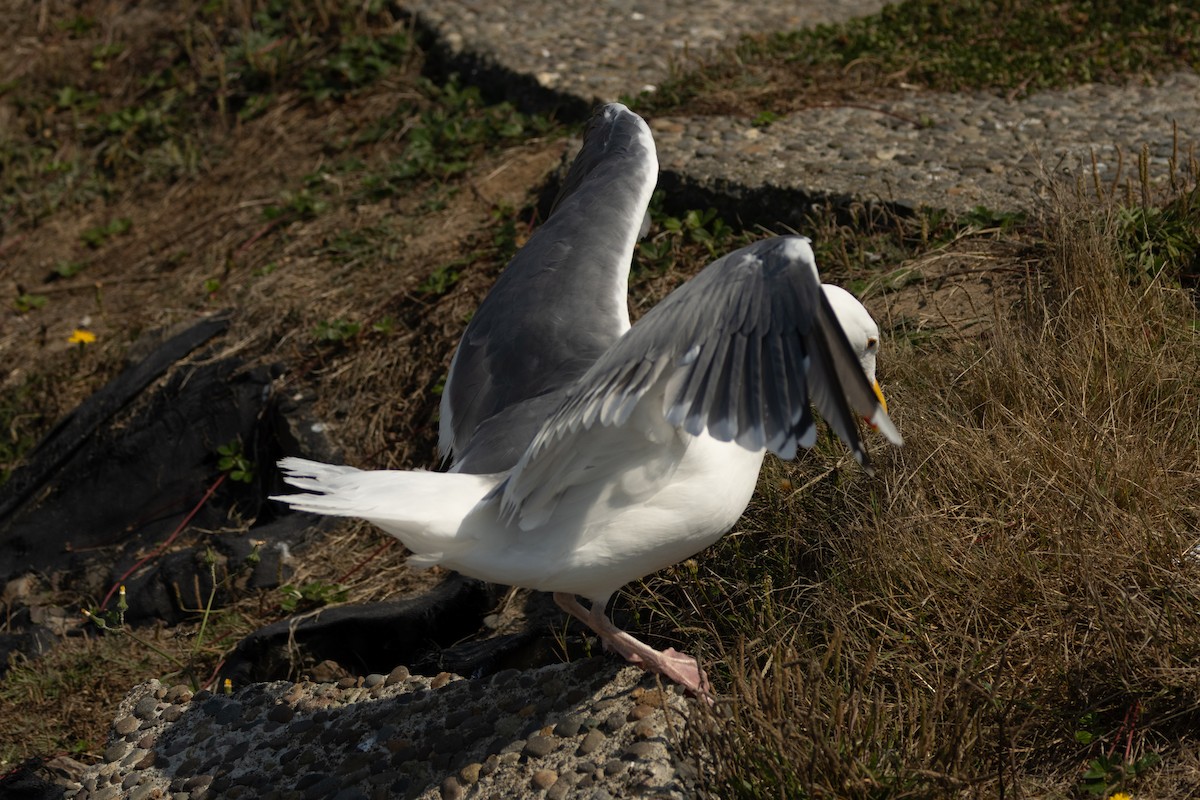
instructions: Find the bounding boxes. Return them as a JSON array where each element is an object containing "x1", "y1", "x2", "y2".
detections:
[
  {"x1": 498, "y1": 235, "x2": 902, "y2": 521},
  {"x1": 439, "y1": 103, "x2": 658, "y2": 468}
]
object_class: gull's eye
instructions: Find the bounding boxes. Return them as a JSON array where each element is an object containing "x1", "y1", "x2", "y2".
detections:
[{"x1": 866, "y1": 337, "x2": 879, "y2": 351}]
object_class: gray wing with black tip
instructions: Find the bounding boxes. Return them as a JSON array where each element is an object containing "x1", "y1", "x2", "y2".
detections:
[{"x1": 497, "y1": 235, "x2": 902, "y2": 521}]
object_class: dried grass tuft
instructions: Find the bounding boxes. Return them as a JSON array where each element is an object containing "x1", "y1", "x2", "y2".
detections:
[{"x1": 662, "y1": 180, "x2": 1200, "y2": 796}]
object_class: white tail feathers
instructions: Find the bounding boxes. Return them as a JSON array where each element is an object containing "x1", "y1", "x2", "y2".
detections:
[{"x1": 271, "y1": 457, "x2": 501, "y2": 566}]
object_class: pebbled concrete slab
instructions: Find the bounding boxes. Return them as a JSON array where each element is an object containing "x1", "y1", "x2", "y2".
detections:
[
  {"x1": 406, "y1": 0, "x2": 1200, "y2": 216},
  {"x1": 69, "y1": 660, "x2": 697, "y2": 800},
  {"x1": 406, "y1": 0, "x2": 890, "y2": 110},
  {"x1": 655, "y1": 72, "x2": 1200, "y2": 217}
]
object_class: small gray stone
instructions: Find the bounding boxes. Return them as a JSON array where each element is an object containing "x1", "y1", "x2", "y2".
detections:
[
  {"x1": 384, "y1": 665, "x2": 410, "y2": 686},
  {"x1": 182, "y1": 775, "x2": 213, "y2": 792},
  {"x1": 226, "y1": 740, "x2": 250, "y2": 761},
  {"x1": 480, "y1": 754, "x2": 500, "y2": 777},
  {"x1": 113, "y1": 716, "x2": 139, "y2": 736},
  {"x1": 623, "y1": 741, "x2": 659, "y2": 761},
  {"x1": 295, "y1": 772, "x2": 331, "y2": 790},
  {"x1": 103, "y1": 741, "x2": 131, "y2": 763},
  {"x1": 267, "y1": 704, "x2": 295, "y2": 723},
  {"x1": 162, "y1": 735, "x2": 191, "y2": 757},
  {"x1": 133, "y1": 695, "x2": 159, "y2": 720},
  {"x1": 532, "y1": 768, "x2": 558, "y2": 790},
  {"x1": 303, "y1": 776, "x2": 342, "y2": 799},
  {"x1": 523, "y1": 734, "x2": 557, "y2": 758},
  {"x1": 440, "y1": 776, "x2": 464, "y2": 800},
  {"x1": 459, "y1": 763, "x2": 481, "y2": 785},
  {"x1": 128, "y1": 784, "x2": 159, "y2": 800},
  {"x1": 553, "y1": 716, "x2": 582, "y2": 738},
  {"x1": 288, "y1": 717, "x2": 315, "y2": 734},
  {"x1": 577, "y1": 728, "x2": 605, "y2": 755},
  {"x1": 214, "y1": 701, "x2": 244, "y2": 725},
  {"x1": 600, "y1": 711, "x2": 625, "y2": 734},
  {"x1": 161, "y1": 704, "x2": 186, "y2": 723},
  {"x1": 165, "y1": 684, "x2": 193, "y2": 704}
]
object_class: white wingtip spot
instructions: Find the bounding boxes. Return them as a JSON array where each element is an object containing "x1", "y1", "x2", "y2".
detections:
[{"x1": 780, "y1": 236, "x2": 814, "y2": 261}]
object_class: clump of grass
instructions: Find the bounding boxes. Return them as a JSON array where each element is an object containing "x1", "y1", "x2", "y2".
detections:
[
  {"x1": 635, "y1": 174, "x2": 1200, "y2": 795},
  {"x1": 0, "y1": 0, "x2": 414, "y2": 226},
  {"x1": 357, "y1": 77, "x2": 557, "y2": 195},
  {"x1": 640, "y1": 0, "x2": 1200, "y2": 116}
]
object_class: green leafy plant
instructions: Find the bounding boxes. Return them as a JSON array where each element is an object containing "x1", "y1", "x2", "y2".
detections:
[
  {"x1": 313, "y1": 319, "x2": 362, "y2": 343},
  {"x1": 1080, "y1": 752, "x2": 1161, "y2": 796},
  {"x1": 13, "y1": 293, "x2": 48, "y2": 313},
  {"x1": 53, "y1": 260, "x2": 86, "y2": 279},
  {"x1": 82, "y1": 543, "x2": 264, "y2": 692},
  {"x1": 638, "y1": 199, "x2": 743, "y2": 274},
  {"x1": 491, "y1": 202, "x2": 522, "y2": 264},
  {"x1": 216, "y1": 438, "x2": 255, "y2": 483},
  {"x1": 263, "y1": 188, "x2": 328, "y2": 222},
  {"x1": 417, "y1": 262, "x2": 463, "y2": 296},
  {"x1": 80, "y1": 217, "x2": 132, "y2": 248},
  {"x1": 300, "y1": 32, "x2": 411, "y2": 101},
  {"x1": 371, "y1": 316, "x2": 397, "y2": 335},
  {"x1": 1074, "y1": 712, "x2": 1099, "y2": 745},
  {"x1": 278, "y1": 581, "x2": 348, "y2": 613},
  {"x1": 1115, "y1": 189, "x2": 1200, "y2": 285}
]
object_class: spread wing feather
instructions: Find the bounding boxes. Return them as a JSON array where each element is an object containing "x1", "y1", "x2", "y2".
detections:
[
  {"x1": 495, "y1": 236, "x2": 896, "y2": 523},
  {"x1": 439, "y1": 104, "x2": 657, "y2": 469}
]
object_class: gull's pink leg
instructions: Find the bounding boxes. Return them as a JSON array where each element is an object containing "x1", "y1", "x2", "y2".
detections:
[{"x1": 553, "y1": 592, "x2": 711, "y2": 699}]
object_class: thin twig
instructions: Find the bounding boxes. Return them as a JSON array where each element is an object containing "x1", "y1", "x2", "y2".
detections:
[{"x1": 99, "y1": 473, "x2": 228, "y2": 610}]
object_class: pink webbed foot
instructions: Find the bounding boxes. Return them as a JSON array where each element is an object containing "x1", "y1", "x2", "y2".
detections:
[{"x1": 553, "y1": 592, "x2": 713, "y2": 701}]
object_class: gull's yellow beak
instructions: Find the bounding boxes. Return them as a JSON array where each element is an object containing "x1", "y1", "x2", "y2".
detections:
[
  {"x1": 863, "y1": 380, "x2": 890, "y2": 431},
  {"x1": 872, "y1": 380, "x2": 888, "y2": 415}
]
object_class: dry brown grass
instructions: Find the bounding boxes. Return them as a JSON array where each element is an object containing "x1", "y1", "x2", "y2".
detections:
[{"x1": 649, "y1": 185, "x2": 1200, "y2": 796}]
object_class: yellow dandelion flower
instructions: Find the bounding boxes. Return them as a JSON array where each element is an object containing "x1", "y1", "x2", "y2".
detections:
[
  {"x1": 68, "y1": 329, "x2": 97, "y2": 344},
  {"x1": 1110, "y1": 793, "x2": 1133, "y2": 800}
]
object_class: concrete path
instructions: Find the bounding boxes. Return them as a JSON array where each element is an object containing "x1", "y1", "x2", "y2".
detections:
[{"x1": 408, "y1": 0, "x2": 1199, "y2": 215}]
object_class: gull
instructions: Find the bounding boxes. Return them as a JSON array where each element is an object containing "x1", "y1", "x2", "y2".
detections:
[{"x1": 272, "y1": 104, "x2": 902, "y2": 695}]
